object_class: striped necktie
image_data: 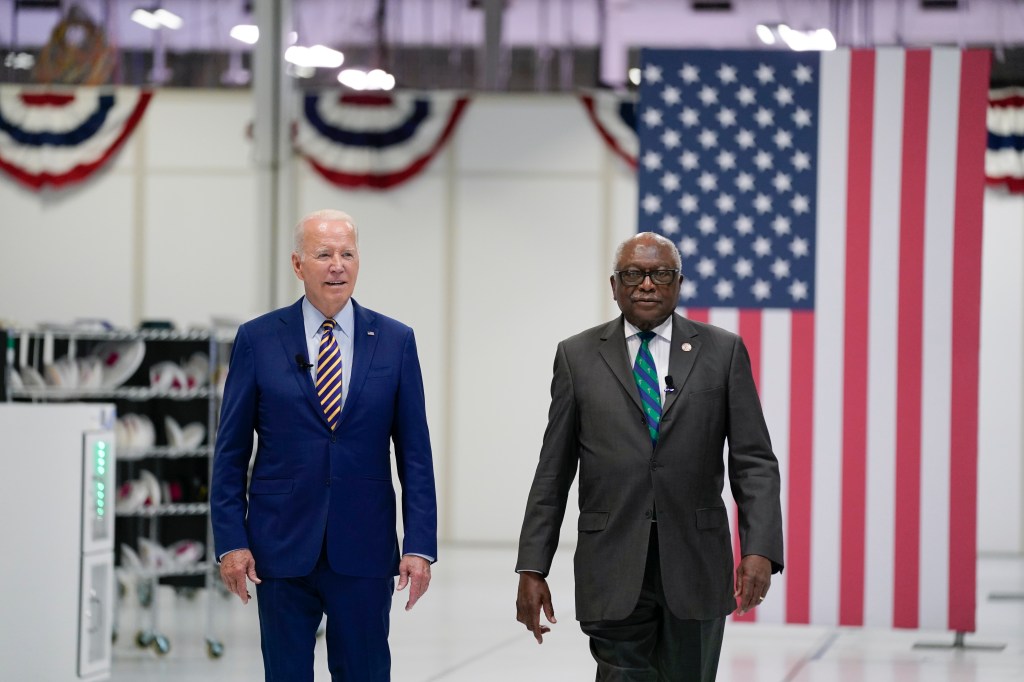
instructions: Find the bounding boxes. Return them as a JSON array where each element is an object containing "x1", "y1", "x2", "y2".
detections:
[
  {"x1": 317, "y1": 319, "x2": 343, "y2": 430},
  {"x1": 633, "y1": 330, "x2": 662, "y2": 446}
]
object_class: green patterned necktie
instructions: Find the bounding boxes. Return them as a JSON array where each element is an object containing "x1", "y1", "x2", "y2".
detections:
[{"x1": 633, "y1": 330, "x2": 662, "y2": 446}]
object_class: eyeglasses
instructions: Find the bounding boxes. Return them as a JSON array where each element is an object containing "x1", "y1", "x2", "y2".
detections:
[{"x1": 614, "y1": 269, "x2": 680, "y2": 286}]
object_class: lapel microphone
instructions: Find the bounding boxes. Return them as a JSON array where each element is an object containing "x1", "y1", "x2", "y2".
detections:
[
  {"x1": 664, "y1": 375, "x2": 676, "y2": 393},
  {"x1": 295, "y1": 354, "x2": 314, "y2": 370}
]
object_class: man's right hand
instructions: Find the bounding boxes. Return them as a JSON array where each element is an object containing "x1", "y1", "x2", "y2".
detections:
[
  {"x1": 219, "y1": 549, "x2": 261, "y2": 604},
  {"x1": 516, "y1": 572, "x2": 557, "y2": 644}
]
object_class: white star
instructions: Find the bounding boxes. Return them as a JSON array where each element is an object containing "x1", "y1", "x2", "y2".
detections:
[
  {"x1": 753, "y1": 193, "x2": 773, "y2": 214},
  {"x1": 679, "y1": 194, "x2": 699, "y2": 213},
  {"x1": 679, "y1": 236, "x2": 699, "y2": 256},
  {"x1": 661, "y1": 86, "x2": 682, "y2": 105},
  {"x1": 754, "y1": 107, "x2": 774, "y2": 128},
  {"x1": 734, "y1": 214, "x2": 754, "y2": 235},
  {"x1": 793, "y1": 63, "x2": 814, "y2": 84},
  {"x1": 770, "y1": 258, "x2": 791, "y2": 279},
  {"x1": 791, "y1": 150, "x2": 811, "y2": 171},
  {"x1": 697, "y1": 214, "x2": 717, "y2": 235},
  {"x1": 754, "y1": 150, "x2": 774, "y2": 171},
  {"x1": 644, "y1": 63, "x2": 663, "y2": 84},
  {"x1": 734, "y1": 258, "x2": 754, "y2": 279},
  {"x1": 642, "y1": 193, "x2": 662, "y2": 214},
  {"x1": 697, "y1": 172, "x2": 718, "y2": 192},
  {"x1": 642, "y1": 150, "x2": 663, "y2": 171},
  {"x1": 774, "y1": 86, "x2": 794, "y2": 107},
  {"x1": 716, "y1": 150, "x2": 736, "y2": 171},
  {"x1": 660, "y1": 214, "x2": 680, "y2": 234},
  {"x1": 789, "y1": 236, "x2": 810, "y2": 258},
  {"x1": 697, "y1": 257, "x2": 717, "y2": 278},
  {"x1": 735, "y1": 129, "x2": 756, "y2": 149},
  {"x1": 771, "y1": 214, "x2": 791, "y2": 235},
  {"x1": 698, "y1": 128, "x2": 719, "y2": 149},
  {"x1": 772, "y1": 172, "x2": 792, "y2": 193},
  {"x1": 680, "y1": 150, "x2": 699, "y2": 170},
  {"x1": 752, "y1": 279, "x2": 771, "y2": 301},
  {"x1": 680, "y1": 63, "x2": 700, "y2": 84},
  {"x1": 714, "y1": 278, "x2": 735, "y2": 300},
  {"x1": 791, "y1": 193, "x2": 810, "y2": 214},
  {"x1": 681, "y1": 279, "x2": 698, "y2": 299},
  {"x1": 714, "y1": 236, "x2": 735, "y2": 257},
  {"x1": 661, "y1": 172, "x2": 681, "y2": 192},
  {"x1": 789, "y1": 279, "x2": 809, "y2": 301},
  {"x1": 661, "y1": 129, "x2": 682, "y2": 149},
  {"x1": 642, "y1": 107, "x2": 664, "y2": 128},
  {"x1": 752, "y1": 236, "x2": 772, "y2": 257},
  {"x1": 698, "y1": 85, "x2": 719, "y2": 106},
  {"x1": 773, "y1": 129, "x2": 793, "y2": 150},
  {"x1": 716, "y1": 107, "x2": 737, "y2": 127},
  {"x1": 717, "y1": 63, "x2": 738, "y2": 84},
  {"x1": 716, "y1": 192, "x2": 736, "y2": 213},
  {"x1": 680, "y1": 107, "x2": 700, "y2": 127},
  {"x1": 735, "y1": 172, "x2": 755, "y2": 192},
  {"x1": 792, "y1": 107, "x2": 812, "y2": 128},
  {"x1": 736, "y1": 85, "x2": 756, "y2": 106},
  {"x1": 755, "y1": 63, "x2": 776, "y2": 85}
]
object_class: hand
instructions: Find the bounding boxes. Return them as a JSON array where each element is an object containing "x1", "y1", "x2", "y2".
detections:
[
  {"x1": 219, "y1": 549, "x2": 261, "y2": 605},
  {"x1": 734, "y1": 554, "x2": 772, "y2": 614},
  {"x1": 396, "y1": 555, "x2": 431, "y2": 611},
  {"x1": 516, "y1": 572, "x2": 557, "y2": 644}
]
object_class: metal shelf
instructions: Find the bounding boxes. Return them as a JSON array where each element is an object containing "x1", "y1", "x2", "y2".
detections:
[
  {"x1": 10, "y1": 386, "x2": 211, "y2": 401},
  {"x1": 131, "y1": 562, "x2": 213, "y2": 579},
  {"x1": 117, "y1": 503, "x2": 210, "y2": 517},
  {"x1": 3, "y1": 327, "x2": 216, "y2": 342},
  {"x1": 119, "y1": 446, "x2": 213, "y2": 460}
]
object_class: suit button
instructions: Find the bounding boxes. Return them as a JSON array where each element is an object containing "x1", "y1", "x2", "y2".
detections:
[
  {"x1": 326, "y1": 479, "x2": 331, "y2": 487},
  {"x1": 644, "y1": 510, "x2": 652, "y2": 519},
  {"x1": 330, "y1": 434, "x2": 337, "y2": 443}
]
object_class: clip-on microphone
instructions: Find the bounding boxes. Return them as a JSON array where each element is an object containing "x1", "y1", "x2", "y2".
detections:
[
  {"x1": 295, "y1": 354, "x2": 314, "y2": 370},
  {"x1": 664, "y1": 375, "x2": 676, "y2": 393}
]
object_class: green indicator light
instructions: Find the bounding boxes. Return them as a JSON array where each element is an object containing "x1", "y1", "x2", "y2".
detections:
[
  {"x1": 97, "y1": 442, "x2": 106, "y2": 450},
  {"x1": 98, "y1": 467, "x2": 105, "y2": 475},
  {"x1": 97, "y1": 491, "x2": 104, "y2": 500},
  {"x1": 97, "y1": 482, "x2": 104, "y2": 490}
]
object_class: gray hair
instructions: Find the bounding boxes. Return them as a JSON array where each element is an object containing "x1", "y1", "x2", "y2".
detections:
[
  {"x1": 612, "y1": 231, "x2": 682, "y2": 272},
  {"x1": 292, "y1": 209, "x2": 359, "y2": 257}
]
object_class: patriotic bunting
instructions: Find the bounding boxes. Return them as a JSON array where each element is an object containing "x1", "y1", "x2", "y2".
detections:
[
  {"x1": 637, "y1": 48, "x2": 989, "y2": 633},
  {"x1": 294, "y1": 91, "x2": 469, "y2": 189},
  {"x1": 579, "y1": 90, "x2": 638, "y2": 168},
  {"x1": 986, "y1": 86, "x2": 1024, "y2": 193},
  {"x1": 0, "y1": 87, "x2": 152, "y2": 191}
]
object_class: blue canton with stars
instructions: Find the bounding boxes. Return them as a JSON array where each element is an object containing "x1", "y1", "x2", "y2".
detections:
[{"x1": 637, "y1": 50, "x2": 820, "y2": 310}]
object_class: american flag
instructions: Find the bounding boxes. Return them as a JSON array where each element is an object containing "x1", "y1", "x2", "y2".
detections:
[{"x1": 637, "y1": 48, "x2": 990, "y2": 632}]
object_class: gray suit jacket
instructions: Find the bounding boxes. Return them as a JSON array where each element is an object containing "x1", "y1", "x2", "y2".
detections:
[{"x1": 516, "y1": 313, "x2": 783, "y2": 622}]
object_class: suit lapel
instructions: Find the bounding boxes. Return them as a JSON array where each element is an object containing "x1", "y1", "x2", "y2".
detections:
[
  {"x1": 335, "y1": 300, "x2": 378, "y2": 429},
  {"x1": 276, "y1": 298, "x2": 329, "y2": 425},
  {"x1": 661, "y1": 313, "x2": 702, "y2": 417},
  {"x1": 598, "y1": 317, "x2": 643, "y2": 411}
]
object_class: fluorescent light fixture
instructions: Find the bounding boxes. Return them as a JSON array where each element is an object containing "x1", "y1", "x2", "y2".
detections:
[
  {"x1": 755, "y1": 24, "x2": 776, "y2": 45},
  {"x1": 131, "y1": 7, "x2": 183, "y2": 30},
  {"x1": 230, "y1": 24, "x2": 259, "y2": 44},
  {"x1": 3, "y1": 52, "x2": 36, "y2": 70},
  {"x1": 777, "y1": 24, "x2": 836, "y2": 51},
  {"x1": 338, "y1": 68, "x2": 396, "y2": 91},
  {"x1": 284, "y1": 44, "x2": 344, "y2": 69},
  {"x1": 628, "y1": 68, "x2": 641, "y2": 85}
]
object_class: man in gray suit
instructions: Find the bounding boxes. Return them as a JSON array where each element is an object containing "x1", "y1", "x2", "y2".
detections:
[{"x1": 515, "y1": 231, "x2": 783, "y2": 681}]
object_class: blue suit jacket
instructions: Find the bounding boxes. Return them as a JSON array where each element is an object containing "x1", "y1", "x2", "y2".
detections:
[{"x1": 211, "y1": 297, "x2": 437, "y2": 579}]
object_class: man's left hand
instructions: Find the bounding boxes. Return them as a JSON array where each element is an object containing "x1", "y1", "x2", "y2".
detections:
[
  {"x1": 734, "y1": 554, "x2": 772, "y2": 614},
  {"x1": 396, "y1": 555, "x2": 431, "y2": 611}
]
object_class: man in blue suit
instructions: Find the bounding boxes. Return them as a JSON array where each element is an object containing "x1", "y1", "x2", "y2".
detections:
[{"x1": 211, "y1": 209, "x2": 437, "y2": 682}]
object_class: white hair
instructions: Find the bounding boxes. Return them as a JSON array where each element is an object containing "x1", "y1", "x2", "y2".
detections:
[
  {"x1": 293, "y1": 209, "x2": 358, "y2": 257},
  {"x1": 612, "y1": 231, "x2": 682, "y2": 272}
]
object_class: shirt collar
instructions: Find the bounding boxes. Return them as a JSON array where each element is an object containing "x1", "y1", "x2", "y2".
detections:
[
  {"x1": 302, "y1": 297, "x2": 354, "y2": 340},
  {"x1": 624, "y1": 315, "x2": 673, "y2": 343}
]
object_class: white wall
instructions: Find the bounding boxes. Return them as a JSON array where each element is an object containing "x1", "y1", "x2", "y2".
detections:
[{"x1": 0, "y1": 90, "x2": 1021, "y2": 554}]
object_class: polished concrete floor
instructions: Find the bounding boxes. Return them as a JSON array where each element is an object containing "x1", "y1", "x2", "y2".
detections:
[{"x1": 110, "y1": 546, "x2": 1024, "y2": 681}]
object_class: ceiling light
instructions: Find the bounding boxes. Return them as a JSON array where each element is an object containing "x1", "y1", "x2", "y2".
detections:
[
  {"x1": 628, "y1": 68, "x2": 641, "y2": 85},
  {"x1": 131, "y1": 8, "x2": 183, "y2": 30},
  {"x1": 153, "y1": 9, "x2": 182, "y2": 29},
  {"x1": 130, "y1": 9, "x2": 161, "y2": 29},
  {"x1": 755, "y1": 24, "x2": 776, "y2": 45},
  {"x1": 284, "y1": 45, "x2": 344, "y2": 69},
  {"x1": 777, "y1": 24, "x2": 836, "y2": 51},
  {"x1": 230, "y1": 24, "x2": 259, "y2": 44},
  {"x1": 338, "y1": 68, "x2": 395, "y2": 91}
]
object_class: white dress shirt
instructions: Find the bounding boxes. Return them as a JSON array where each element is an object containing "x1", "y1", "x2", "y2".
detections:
[{"x1": 302, "y1": 297, "x2": 355, "y2": 413}]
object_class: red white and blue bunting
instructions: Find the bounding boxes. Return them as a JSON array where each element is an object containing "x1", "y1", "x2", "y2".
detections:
[
  {"x1": 987, "y1": 87, "x2": 1024, "y2": 194},
  {"x1": 579, "y1": 90, "x2": 638, "y2": 169},
  {"x1": 294, "y1": 91, "x2": 469, "y2": 189},
  {"x1": 0, "y1": 87, "x2": 152, "y2": 191}
]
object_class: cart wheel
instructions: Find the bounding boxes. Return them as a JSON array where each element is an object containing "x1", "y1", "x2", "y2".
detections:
[
  {"x1": 137, "y1": 582, "x2": 153, "y2": 608},
  {"x1": 136, "y1": 630, "x2": 154, "y2": 648},
  {"x1": 206, "y1": 639, "x2": 225, "y2": 659},
  {"x1": 152, "y1": 634, "x2": 171, "y2": 655}
]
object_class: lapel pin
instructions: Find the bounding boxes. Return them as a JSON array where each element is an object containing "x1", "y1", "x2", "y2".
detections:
[
  {"x1": 367, "y1": 331, "x2": 375, "y2": 336},
  {"x1": 681, "y1": 343, "x2": 692, "y2": 352}
]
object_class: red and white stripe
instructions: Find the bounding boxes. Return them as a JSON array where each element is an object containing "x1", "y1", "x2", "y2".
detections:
[{"x1": 680, "y1": 48, "x2": 989, "y2": 632}]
